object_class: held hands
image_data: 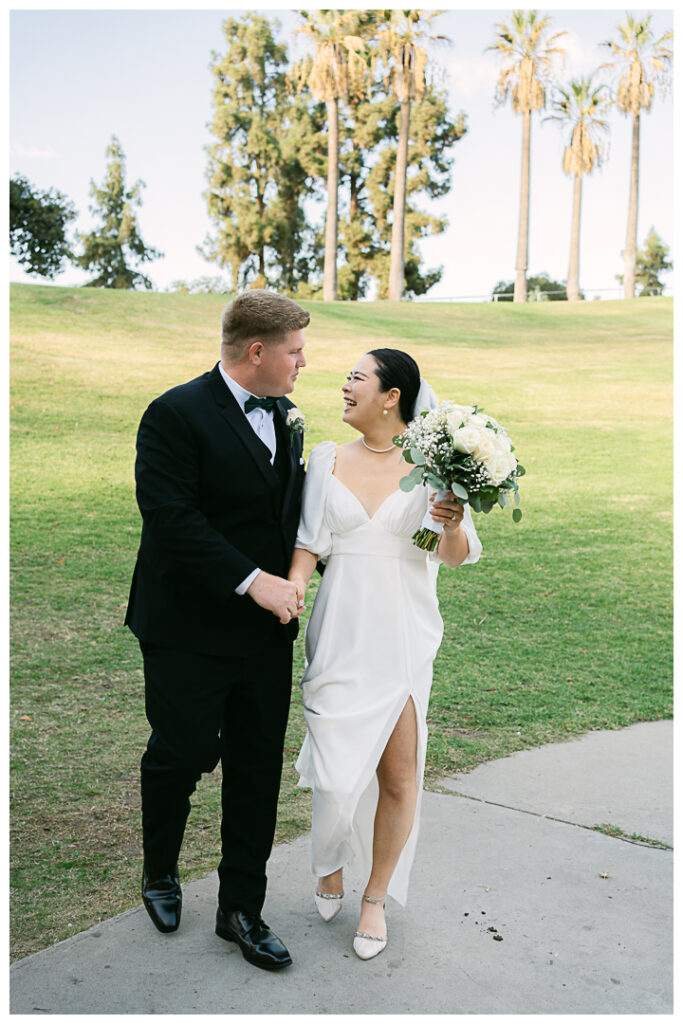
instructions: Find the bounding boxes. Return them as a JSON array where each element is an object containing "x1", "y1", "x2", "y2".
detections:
[
  {"x1": 429, "y1": 493, "x2": 464, "y2": 531},
  {"x1": 247, "y1": 571, "x2": 305, "y2": 625}
]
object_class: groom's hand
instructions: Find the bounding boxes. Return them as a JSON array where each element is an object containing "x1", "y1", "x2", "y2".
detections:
[{"x1": 247, "y1": 571, "x2": 302, "y2": 624}]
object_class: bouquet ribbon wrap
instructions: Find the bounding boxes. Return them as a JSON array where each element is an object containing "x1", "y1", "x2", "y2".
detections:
[{"x1": 419, "y1": 488, "x2": 456, "y2": 538}]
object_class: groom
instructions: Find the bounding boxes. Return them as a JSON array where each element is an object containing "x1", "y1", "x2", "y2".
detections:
[{"x1": 125, "y1": 289, "x2": 309, "y2": 970}]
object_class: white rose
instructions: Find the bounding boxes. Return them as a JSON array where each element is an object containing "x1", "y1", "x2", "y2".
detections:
[
  {"x1": 472, "y1": 432, "x2": 496, "y2": 465},
  {"x1": 286, "y1": 407, "x2": 305, "y2": 430},
  {"x1": 485, "y1": 449, "x2": 517, "y2": 486},
  {"x1": 451, "y1": 423, "x2": 483, "y2": 453},
  {"x1": 491, "y1": 429, "x2": 513, "y2": 454}
]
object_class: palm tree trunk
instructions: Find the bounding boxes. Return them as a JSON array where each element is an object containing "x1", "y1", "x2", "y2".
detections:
[
  {"x1": 323, "y1": 98, "x2": 339, "y2": 302},
  {"x1": 514, "y1": 109, "x2": 531, "y2": 303},
  {"x1": 388, "y1": 97, "x2": 411, "y2": 301},
  {"x1": 566, "y1": 173, "x2": 582, "y2": 302},
  {"x1": 623, "y1": 111, "x2": 640, "y2": 300}
]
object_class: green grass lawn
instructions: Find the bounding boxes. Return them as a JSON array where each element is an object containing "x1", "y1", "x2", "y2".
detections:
[{"x1": 10, "y1": 283, "x2": 672, "y2": 961}]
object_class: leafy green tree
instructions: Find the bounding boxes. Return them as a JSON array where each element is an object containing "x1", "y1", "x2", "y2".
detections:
[
  {"x1": 75, "y1": 136, "x2": 162, "y2": 289},
  {"x1": 336, "y1": 91, "x2": 389, "y2": 300},
  {"x1": 364, "y1": 83, "x2": 467, "y2": 299},
  {"x1": 488, "y1": 10, "x2": 566, "y2": 302},
  {"x1": 203, "y1": 14, "x2": 321, "y2": 293},
  {"x1": 617, "y1": 227, "x2": 672, "y2": 296},
  {"x1": 376, "y1": 9, "x2": 448, "y2": 300},
  {"x1": 168, "y1": 276, "x2": 230, "y2": 294},
  {"x1": 492, "y1": 273, "x2": 572, "y2": 301},
  {"x1": 10, "y1": 174, "x2": 77, "y2": 279},
  {"x1": 546, "y1": 76, "x2": 610, "y2": 301},
  {"x1": 293, "y1": 9, "x2": 371, "y2": 300},
  {"x1": 601, "y1": 15, "x2": 673, "y2": 299}
]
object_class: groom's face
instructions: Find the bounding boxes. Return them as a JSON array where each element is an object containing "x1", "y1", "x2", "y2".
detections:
[{"x1": 256, "y1": 329, "x2": 307, "y2": 396}]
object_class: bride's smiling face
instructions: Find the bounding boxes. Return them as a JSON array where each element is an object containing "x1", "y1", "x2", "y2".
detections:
[{"x1": 341, "y1": 354, "x2": 389, "y2": 428}]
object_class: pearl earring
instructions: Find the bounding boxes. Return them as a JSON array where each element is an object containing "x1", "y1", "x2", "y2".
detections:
[{"x1": 383, "y1": 409, "x2": 388, "y2": 416}]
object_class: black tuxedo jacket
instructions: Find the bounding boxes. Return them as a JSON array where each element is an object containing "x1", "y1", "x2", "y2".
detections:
[{"x1": 125, "y1": 363, "x2": 305, "y2": 655}]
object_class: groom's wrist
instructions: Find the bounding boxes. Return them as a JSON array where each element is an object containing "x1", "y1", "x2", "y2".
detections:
[{"x1": 235, "y1": 567, "x2": 261, "y2": 595}]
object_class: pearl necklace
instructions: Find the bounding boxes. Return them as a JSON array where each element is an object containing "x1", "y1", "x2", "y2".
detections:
[{"x1": 362, "y1": 437, "x2": 395, "y2": 454}]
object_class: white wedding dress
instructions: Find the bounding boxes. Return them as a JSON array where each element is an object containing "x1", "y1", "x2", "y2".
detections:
[{"x1": 295, "y1": 441, "x2": 482, "y2": 904}]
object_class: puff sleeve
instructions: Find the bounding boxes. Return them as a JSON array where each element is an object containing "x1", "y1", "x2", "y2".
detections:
[
  {"x1": 295, "y1": 440, "x2": 336, "y2": 563},
  {"x1": 455, "y1": 501, "x2": 482, "y2": 565}
]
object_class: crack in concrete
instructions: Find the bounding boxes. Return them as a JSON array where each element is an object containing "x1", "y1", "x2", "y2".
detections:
[{"x1": 430, "y1": 785, "x2": 673, "y2": 851}]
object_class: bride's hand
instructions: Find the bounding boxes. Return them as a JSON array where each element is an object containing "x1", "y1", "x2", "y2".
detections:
[
  {"x1": 288, "y1": 575, "x2": 307, "y2": 614},
  {"x1": 429, "y1": 494, "x2": 464, "y2": 531}
]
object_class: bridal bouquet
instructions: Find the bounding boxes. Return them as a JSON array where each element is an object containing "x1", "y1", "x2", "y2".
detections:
[{"x1": 394, "y1": 401, "x2": 525, "y2": 550}]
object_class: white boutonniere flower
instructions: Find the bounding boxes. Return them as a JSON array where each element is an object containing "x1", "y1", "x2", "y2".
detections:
[{"x1": 286, "y1": 407, "x2": 306, "y2": 445}]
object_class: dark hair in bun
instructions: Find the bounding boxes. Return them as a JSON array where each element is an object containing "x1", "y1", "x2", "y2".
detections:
[{"x1": 367, "y1": 348, "x2": 421, "y2": 425}]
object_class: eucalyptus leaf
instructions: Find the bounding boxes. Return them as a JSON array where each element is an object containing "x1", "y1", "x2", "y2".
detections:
[
  {"x1": 516, "y1": 464, "x2": 526, "y2": 477},
  {"x1": 426, "y1": 473, "x2": 447, "y2": 489},
  {"x1": 512, "y1": 508, "x2": 523, "y2": 523},
  {"x1": 514, "y1": 490, "x2": 520, "y2": 506},
  {"x1": 403, "y1": 449, "x2": 414, "y2": 465},
  {"x1": 470, "y1": 493, "x2": 482, "y2": 513},
  {"x1": 410, "y1": 448, "x2": 425, "y2": 466},
  {"x1": 450, "y1": 480, "x2": 469, "y2": 501},
  {"x1": 399, "y1": 474, "x2": 417, "y2": 492}
]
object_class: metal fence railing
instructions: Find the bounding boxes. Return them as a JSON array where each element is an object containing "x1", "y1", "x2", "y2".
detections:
[{"x1": 414, "y1": 284, "x2": 673, "y2": 303}]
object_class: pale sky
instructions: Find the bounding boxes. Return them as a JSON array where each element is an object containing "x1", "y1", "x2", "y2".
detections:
[{"x1": 8, "y1": 2, "x2": 675, "y2": 300}]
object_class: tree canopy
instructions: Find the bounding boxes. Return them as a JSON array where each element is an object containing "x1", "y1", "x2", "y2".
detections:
[
  {"x1": 202, "y1": 14, "x2": 323, "y2": 294},
  {"x1": 10, "y1": 174, "x2": 77, "y2": 279},
  {"x1": 75, "y1": 135, "x2": 162, "y2": 290},
  {"x1": 617, "y1": 228, "x2": 672, "y2": 296},
  {"x1": 492, "y1": 273, "x2": 574, "y2": 301}
]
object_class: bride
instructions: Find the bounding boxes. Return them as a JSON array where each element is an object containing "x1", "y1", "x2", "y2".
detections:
[{"x1": 288, "y1": 348, "x2": 482, "y2": 960}]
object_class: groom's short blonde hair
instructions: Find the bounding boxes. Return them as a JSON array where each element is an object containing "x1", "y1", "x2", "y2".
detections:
[{"x1": 221, "y1": 289, "x2": 310, "y2": 362}]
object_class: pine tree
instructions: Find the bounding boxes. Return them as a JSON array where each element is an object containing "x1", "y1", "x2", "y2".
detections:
[
  {"x1": 617, "y1": 227, "x2": 672, "y2": 296},
  {"x1": 365, "y1": 83, "x2": 467, "y2": 299},
  {"x1": 203, "y1": 14, "x2": 321, "y2": 293},
  {"x1": 292, "y1": 9, "x2": 372, "y2": 301},
  {"x1": 336, "y1": 92, "x2": 389, "y2": 300},
  {"x1": 76, "y1": 136, "x2": 162, "y2": 289}
]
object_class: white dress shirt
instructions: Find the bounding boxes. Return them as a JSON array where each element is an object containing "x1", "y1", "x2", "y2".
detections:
[
  {"x1": 218, "y1": 363, "x2": 277, "y2": 463},
  {"x1": 218, "y1": 363, "x2": 279, "y2": 596}
]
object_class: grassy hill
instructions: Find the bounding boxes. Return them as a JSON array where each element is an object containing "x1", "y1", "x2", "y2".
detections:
[{"x1": 10, "y1": 283, "x2": 672, "y2": 960}]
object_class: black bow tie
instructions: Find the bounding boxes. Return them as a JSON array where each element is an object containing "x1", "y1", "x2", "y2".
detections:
[{"x1": 244, "y1": 395, "x2": 277, "y2": 414}]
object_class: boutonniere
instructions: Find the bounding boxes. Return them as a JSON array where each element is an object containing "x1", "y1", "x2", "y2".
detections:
[{"x1": 286, "y1": 407, "x2": 306, "y2": 446}]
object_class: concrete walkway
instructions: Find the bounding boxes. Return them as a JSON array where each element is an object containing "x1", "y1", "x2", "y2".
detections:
[{"x1": 10, "y1": 720, "x2": 672, "y2": 1014}]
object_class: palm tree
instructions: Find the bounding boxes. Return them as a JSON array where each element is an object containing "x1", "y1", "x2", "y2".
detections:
[
  {"x1": 377, "y1": 9, "x2": 447, "y2": 301},
  {"x1": 546, "y1": 77, "x2": 609, "y2": 302},
  {"x1": 294, "y1": 10, "x2": 369, "y2": 301},
  {"x1": 488, "y1": 10, "x2": 566, "y2": 302},
  {"x1": 601, "y1": 15, "x2": 673, "y2": 299}
]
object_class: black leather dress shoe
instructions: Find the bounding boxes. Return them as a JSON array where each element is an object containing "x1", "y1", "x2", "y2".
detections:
[
  {"x1": 216, "y1": 907, "x2": 292, "y2": 970},
  {"x1": 142, "y1": 866, "x2": 182, "y2": 933}
]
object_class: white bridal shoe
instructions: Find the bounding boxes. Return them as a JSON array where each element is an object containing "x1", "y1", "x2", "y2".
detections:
[
  {"x1": 315, "y1": 888, "x2": 344, "y2": 922},
  {"x1": 353, "y1": 893, "x2": 387, "y2": 960}
]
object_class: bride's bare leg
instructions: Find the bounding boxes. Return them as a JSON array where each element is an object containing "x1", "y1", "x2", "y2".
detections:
[
  {"x1": 318, "y1": 867, "x2": 344, "y2": 894},
  {"x1": 358, "y1": 697, "x2": 418, "y2": 938}
]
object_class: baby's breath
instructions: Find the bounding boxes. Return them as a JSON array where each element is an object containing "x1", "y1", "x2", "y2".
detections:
[{"x1": 394, "y1": 400, "x2": 525, "y2": 548}]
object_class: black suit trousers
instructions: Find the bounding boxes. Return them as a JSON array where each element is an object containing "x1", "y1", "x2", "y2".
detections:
[{"x1": 140, "y1": 633, "x2": 292, "y2": 916}]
